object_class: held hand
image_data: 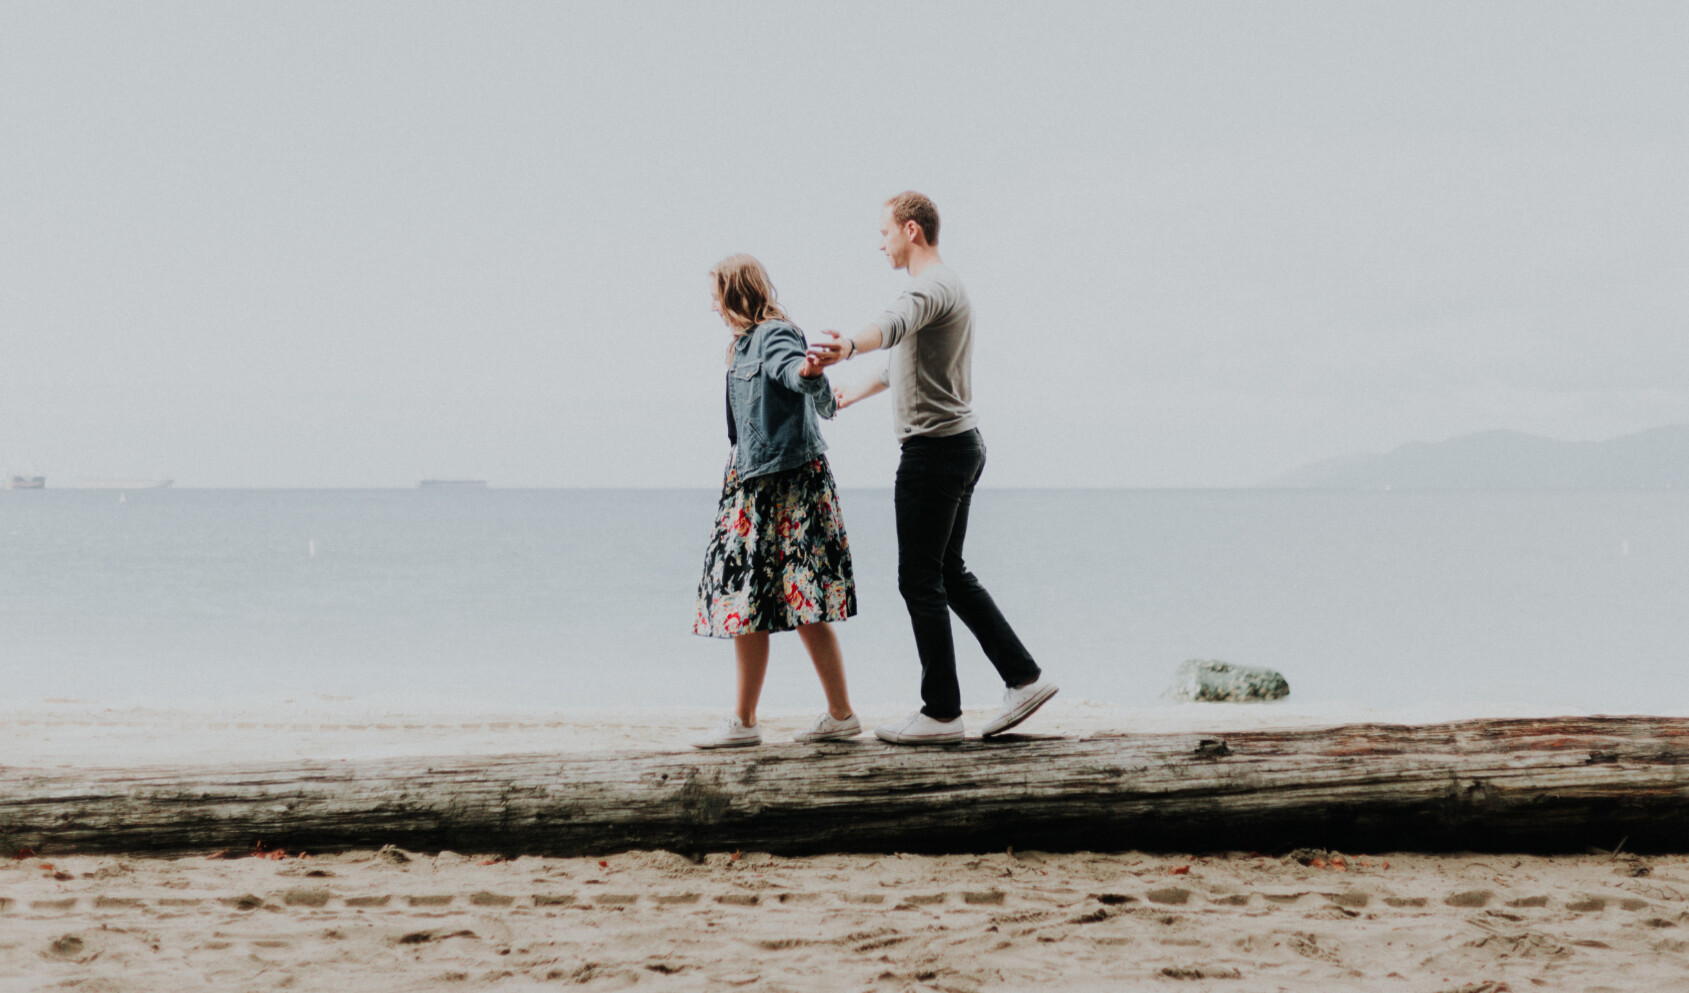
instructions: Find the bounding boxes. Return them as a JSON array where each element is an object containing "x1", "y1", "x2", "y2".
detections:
[
  {"x1": 807, "y1": 329, "x2": 851, "y2": 369},
  {"x1": 835, "y1": 383, "x2": 871, "y2": 409},
  {"x1": 797, "y1": 350, "x2": 825, "y2": 378},
  {"x1": 835, "y1": 377, "x2": 886, "y2": 411}
]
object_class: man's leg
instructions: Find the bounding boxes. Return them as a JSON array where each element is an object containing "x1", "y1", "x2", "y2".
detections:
[
  {"x1": 941, "y1": 444, "x2": 1042, "y2": 689},
  {"x1": 894, "y1": 442, "x2": 971, "y2": 721}
]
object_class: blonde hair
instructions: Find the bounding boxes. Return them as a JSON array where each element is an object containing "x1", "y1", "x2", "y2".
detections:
[{"x1": 710, "y1": 254, "x2": 789, "y2": 335}]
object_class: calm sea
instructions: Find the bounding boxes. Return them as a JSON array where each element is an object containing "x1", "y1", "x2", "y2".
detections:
[{"x1": 2, "y1": 488, "x2": 1684, "y2": 713}]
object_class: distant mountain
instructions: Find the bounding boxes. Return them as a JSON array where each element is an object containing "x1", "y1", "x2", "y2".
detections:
[{"x1": 1265, "y1": 425, "x2": 1689, "y2": 489}]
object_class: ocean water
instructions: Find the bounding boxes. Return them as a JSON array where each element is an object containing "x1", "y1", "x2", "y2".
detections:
[{"x1": 1, "y1": 488, "x2": 1685, "y2": 714}]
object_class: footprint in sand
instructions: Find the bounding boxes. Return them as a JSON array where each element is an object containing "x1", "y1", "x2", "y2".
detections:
[
  {"x1": 773, "y1": 892, "x2": 820, "y2": 904},
  {"x1": 1285, "y1": 931, "x2": 1342, "y2": 964},
  {"x1": 753, "y1": 938, "x2": 814, "y2": 951},
  {"x1": 282, "y1": 887, "x2": 332, "y2": 907},
  {"x1": 42, "y1": 934, "x2": 96, "y2": 964}
]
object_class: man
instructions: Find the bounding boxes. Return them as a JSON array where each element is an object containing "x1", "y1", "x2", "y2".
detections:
[{"x1": 811, "y1": 191, "x2": 1057, "y2": 744}]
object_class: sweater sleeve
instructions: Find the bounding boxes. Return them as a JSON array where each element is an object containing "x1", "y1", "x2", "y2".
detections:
[{"x1": 875, "y1": 272, "x2": 952, "y2": 348}]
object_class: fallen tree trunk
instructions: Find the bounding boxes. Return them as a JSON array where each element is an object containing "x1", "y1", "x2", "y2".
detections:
[{"x1": 4, "y1": 717, "x2": 1688, "y2": 857}]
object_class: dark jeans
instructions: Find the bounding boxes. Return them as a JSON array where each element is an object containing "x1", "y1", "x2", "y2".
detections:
[{"x1": 895, "y1": 429, "x2": 1040, "y2": 720}]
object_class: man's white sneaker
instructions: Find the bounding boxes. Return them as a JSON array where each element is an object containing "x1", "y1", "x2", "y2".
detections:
[
  {"x1": 795, "y1": 713, "x2": 862, "y2": 743},
  {"x1": 982, "y1": 678, "x2": 1059, "y2": 737},
  {"x1": 691, "y1": 716, "x2": 762, "y2": 749},
  {"x1": 875, "y1": 711, "x2": 965, "y2": 745}
]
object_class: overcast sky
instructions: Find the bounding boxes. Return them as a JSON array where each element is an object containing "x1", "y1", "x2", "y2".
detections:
[{"x1": 2, "y1": 1, "x2": 1685, "y2": 487}]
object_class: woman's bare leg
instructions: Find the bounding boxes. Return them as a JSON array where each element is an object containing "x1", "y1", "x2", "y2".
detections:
[
  {"x1": 797, "y1": 622, "x2": 853, "y2": 721},
  {"x1": 734, "y1": 631, "x2": 770, "y2": 726}
]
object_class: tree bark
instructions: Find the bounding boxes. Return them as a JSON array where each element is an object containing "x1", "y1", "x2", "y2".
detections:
[{"x1": 4, "y1": 717, "x2": 1688, "y2": 857}]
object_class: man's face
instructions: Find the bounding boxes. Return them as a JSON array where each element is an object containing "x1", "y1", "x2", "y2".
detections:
[{"x1": 880, "y1": 208, "x2": 912, "y2": 270}]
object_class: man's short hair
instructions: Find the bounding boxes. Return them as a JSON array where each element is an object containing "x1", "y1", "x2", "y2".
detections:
[{"x1": 885, "y1": 191, "x2": 939, "y2": 247}]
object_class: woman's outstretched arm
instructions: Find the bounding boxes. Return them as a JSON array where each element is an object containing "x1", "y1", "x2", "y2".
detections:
[{"x1": 835, "y1": 377, "x2": 888, "y2": 410}]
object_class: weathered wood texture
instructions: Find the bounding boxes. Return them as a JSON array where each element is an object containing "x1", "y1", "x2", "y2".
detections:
[{"x1": 4, "y1": 718, "x2": 1688, "y2": 857}]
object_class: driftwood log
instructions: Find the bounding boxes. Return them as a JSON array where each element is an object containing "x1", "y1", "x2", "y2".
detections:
[{"x1": 4, "y1": 717, "x2": 1688, "y2": 857}]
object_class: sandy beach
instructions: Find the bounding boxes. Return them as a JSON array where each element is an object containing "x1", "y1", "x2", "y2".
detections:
[
  {"x1": 5, "y1": 847, "x2": 1687, "y2": 992},
  {"x1": 6, "y1": 698, "x2": 1689, "y2": 990}
]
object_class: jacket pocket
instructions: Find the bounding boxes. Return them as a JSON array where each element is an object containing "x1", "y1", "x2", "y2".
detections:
[{"x1": 729, "y1": 359, "x2": 766, "y2": 448}]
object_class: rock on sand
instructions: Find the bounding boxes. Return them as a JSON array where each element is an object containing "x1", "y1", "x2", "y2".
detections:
[{"x1": 1164, "y1": 658, "x2": 1290, "y2": 703}]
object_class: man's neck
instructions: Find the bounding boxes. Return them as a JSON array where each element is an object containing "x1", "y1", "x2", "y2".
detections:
[{"x1": 906, "y1": 247, "x2": 943, "y2": 278}]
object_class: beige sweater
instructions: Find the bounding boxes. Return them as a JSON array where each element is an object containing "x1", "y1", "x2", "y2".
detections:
[{"x1": 873, "y1": 264, "x2": 980, "y2": 440}]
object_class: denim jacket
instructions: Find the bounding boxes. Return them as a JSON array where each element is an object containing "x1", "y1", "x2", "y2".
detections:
[{"x1": 728, "y1": 320, "x2": 836, "y2": 481}]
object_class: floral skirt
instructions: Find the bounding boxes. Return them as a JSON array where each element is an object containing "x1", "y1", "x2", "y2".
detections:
[{"x1": 693, "y1": 452, "x2": 857, "y2": 638}]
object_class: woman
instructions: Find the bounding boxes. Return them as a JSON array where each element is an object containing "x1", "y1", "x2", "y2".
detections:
[{"x1": 692, "y1": 254, "x2": 860, "y2": 748}]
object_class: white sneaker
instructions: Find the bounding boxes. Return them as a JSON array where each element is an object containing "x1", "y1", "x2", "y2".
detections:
[
  {"x1": 795, "y1": 713, "x2": 862, "y2": 743},
  {"x1": 691, "y1": 716, "x2": 762, "y2": 749},
  {"x1": 875, "y1": 711, "x2": 965, "y2": 745},
  {"x1": 982, "y1": 678, "x2": 1059, "y2": 737}
]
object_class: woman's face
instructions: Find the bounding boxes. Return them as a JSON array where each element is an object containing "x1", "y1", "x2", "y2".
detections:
[
  {"x1": 710, "y1": 283, "x2": 728, "y2": 326},
  {"x1": 710, "y1": 282, "x2": 742, "y2": 330}
]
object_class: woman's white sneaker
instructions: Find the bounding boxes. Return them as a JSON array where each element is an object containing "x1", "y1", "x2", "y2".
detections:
[
  {"x1": 691, "y1": 716, "x2": 762, "y2": 749},
  {"x1": 875, "y1": 711, "x2": 965, "y2": 745},
  {"x1": 795, "y1": 713, "x2": 862, "y2": 742},
  {"x1": 982, "y1": 678, "x2": 1059, "y2": 737}
]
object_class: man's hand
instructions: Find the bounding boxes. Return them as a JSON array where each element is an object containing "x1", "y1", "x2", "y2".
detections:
[
  {"x1": 807, "y1": 329, "x2": 852, "y2": 369},
  {"x1": 797, "y1": 350, "x2": 825, "y2": 378}
]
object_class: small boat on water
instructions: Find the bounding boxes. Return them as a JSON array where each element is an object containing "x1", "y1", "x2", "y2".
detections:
[
  {"x1": 418, "y1": 479, "x2": 488, "y2": 489},
  {"x1": 5, "y1": 476, "x2": 45, "y2": 490}
]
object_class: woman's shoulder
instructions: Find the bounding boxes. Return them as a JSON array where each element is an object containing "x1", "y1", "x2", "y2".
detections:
[{"x1": 752, "y1": 319, "x2": 803, "y2": 345}]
